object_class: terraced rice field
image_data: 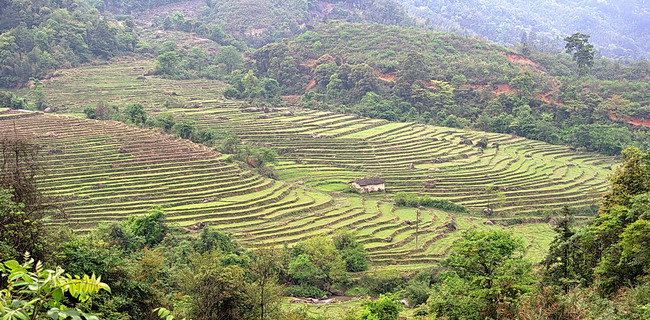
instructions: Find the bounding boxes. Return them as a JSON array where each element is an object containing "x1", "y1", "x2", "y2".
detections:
[
  {"x1": 6, "y1": 61, "x2": 617, "y2": 266},
  {"x1": 176, "y1": 106, "x2": 613, "y2": 216},
  {"x1": 32, "y1": 61, "x2": 614, "y2": 215},
  {"x1": 1, "y1": 110, "x2": 564, "y2": 265},
  {"x1": 23, "y1": 58, "x2": 227, "y2": 115}
]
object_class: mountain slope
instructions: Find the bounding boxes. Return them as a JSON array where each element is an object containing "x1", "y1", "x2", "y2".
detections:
[
  {"x1": 398, "y1": 0, "x2": 650, "y2": 59},
  {"x1": 27, "y1": 60, "x2": 615, "y2": 216},
  {"x1": 248, "y1": 22, "x2": 649, "y2": 155}
]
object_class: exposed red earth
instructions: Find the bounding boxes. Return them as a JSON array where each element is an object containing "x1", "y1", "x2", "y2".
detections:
[
  {"x1": 306, "y1": 79, "x2": 317, "y2": 91},
  {"x1": 609, "y1": 112, "x2": 650, "y2": 128},
  {"x1": 374, "y1": 70, "x2": 397, "y2": 82},
  {"x1": 492, "y1": 83, "x2": 514, "y2": 95},
  {"x1": 506, "y1": 52, "x2": 546, "y2": 74}
]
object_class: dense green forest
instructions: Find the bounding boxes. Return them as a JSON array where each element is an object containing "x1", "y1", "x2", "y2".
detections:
[
  {"x1": 242, "y1": 22, "x2": 650, "y2": 155},
  {"x1": 0, "y1": 0, "x2": 139, "y2": 87},
  {"x1": 149, "y1": 0, "x2": 412, "y2": 48},
  {"x1": 398, "y1": 0, "x2": 650, "y2": 59}
]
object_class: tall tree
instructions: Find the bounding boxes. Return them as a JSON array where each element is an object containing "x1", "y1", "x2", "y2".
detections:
[
  {"x1": 542, "y1": 206, "x2": 578, "y2": 292},
  {"x1": 215, "y1": 45, "x2": 243, "y2": 74},
  {"x1": 564, "y1": 33, "x2": 595, "y2": 76},
  {"x1": 0, "y1": 133, "x2": 58, "y2": 260},
  {"x1": 427, "y1": 230, "x2": 534, "y2": 319}
]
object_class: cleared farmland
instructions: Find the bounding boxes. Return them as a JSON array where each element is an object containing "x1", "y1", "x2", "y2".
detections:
[
  {"x1": 5, "y1": 60, "x2": 618, "y2": 265},
  {"x1": 175, "y1": 105, "x2": 613, "y2": 215},
  {"x1": 34, "y1": 60, "x2": 613, "y2": 214}
]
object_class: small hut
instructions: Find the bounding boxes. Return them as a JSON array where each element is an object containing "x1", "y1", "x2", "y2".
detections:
[{"x1": 350, "y1": 178, "x2": 385, "y2": 194}]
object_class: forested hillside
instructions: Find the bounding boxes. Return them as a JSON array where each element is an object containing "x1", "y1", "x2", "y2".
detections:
[
  {"x1": 398, "y1": 0, "x2": 650, "y2": 59},
  {"x1": 0, "y1": 0, "x2": 138, "y2": 87},
  {"x1": 246, "y1": 22, "x2": 650, "y2": 155},
  {"x1": 149, "y1": 0, "x2": 412, "y2": 48}
]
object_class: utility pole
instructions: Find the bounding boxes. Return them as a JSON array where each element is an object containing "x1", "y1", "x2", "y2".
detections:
[{"x1": 416, "y1": 207, "x2": 422, "y2": 249}]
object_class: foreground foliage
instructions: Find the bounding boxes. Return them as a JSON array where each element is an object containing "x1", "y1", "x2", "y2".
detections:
[{"x1": 0, "y1": 254, "x2": 110, "y2": 320}]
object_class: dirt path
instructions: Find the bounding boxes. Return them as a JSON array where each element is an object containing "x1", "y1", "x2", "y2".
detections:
[{"x1": 306, "y1": 79, "x2": 316, "y2": 91}]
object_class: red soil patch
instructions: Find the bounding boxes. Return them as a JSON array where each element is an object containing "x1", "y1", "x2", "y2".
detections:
[
  {"x1": 506, "y1": 53, "x2": 545, "y2": 74},
  {"x1": 628, "y1": 117, "x2": 650, "y2": 127},
  {"x1": 533, "y1": 90, "x2": 564, "y2": 106},
  {"x1": 374, "y1": 70, "x2": 396, "y2": 82},
  {"x1": 492, "y1": 84, "x2": 513, "y2": 95},
  {"x1": 534, "y1": 92, "x2": 552, "y2": 104},
  {"x1": 320, "y1": 2, "x2": 335, "y2": 16},
  {"x1": 608, "y1": 112, "x2": 650, "y2": 128},
  {"x1": 306, "y1": 79, "x2": 316, "y2": 91}
]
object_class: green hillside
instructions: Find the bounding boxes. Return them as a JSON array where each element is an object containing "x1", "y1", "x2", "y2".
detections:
[
  {"x1": 398, "y1": 0, "x2": 650, "y2": 59},
  {"x1": 138, "y1": 0, "x2": 411, "y2": 49},
  {"x1": 2, "y1": 2, "x2": 650, "y2": 319},
  {"x1": 248, "y1": 22, "x2": 649, "y2": 155},
  {"x1": 3, "y1": 59, "x2": 618, "y2": 267},
  {"x1": 27, "y1": 59, "x2": 615, "y2": 215},
  {"x1": 0, "y1": 0, "x2": 138, "y2": 87}
]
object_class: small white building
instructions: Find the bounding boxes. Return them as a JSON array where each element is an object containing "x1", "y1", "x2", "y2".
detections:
[{"x1": 350, "y1": 178, "x2": 385, "y2": 194}]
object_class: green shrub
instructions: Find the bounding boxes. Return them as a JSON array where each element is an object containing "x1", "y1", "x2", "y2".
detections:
[
  {"x1": 333, "y1": 231, "x2": 369, "y2": 272},
  {"x1": 404, "y1": 280, "x2": 431, "y2": 307},
  {"x1": 360, "y1": 270, "x2": 408, "y2": 295},
  {"x1": 345, "y1": 286, "x2": 370, "y2": 296},
  {"x1": 286, "y1": 285, "x2": 328, "y2": 298},
  {"x1": 345, "y1": 293, "x2": 404, "y2": 320},
  {"x1": 394, "y1": 192, "x2": 468, "y2": 213}
]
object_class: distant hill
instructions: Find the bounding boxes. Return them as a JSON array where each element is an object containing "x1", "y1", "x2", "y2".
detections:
[
  {"x1": 397, "y1": 0, "x2": 650, "y2": 59},
  {"x1": 130, "y1": 0, "x2": 411, "y2": 48},
  {"x1": 249, "y1": 22, "x2": 649, "y2": 155},
  {"x1": 201, "y1": 0, "x2": 411, "y2": 47}
]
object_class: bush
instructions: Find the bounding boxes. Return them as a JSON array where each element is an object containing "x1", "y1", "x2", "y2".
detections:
[
  {"x1": 404, "y1": 269, "x2": 436, "y2": 306},
  {"x1": 0, "y1": 91, "x2": 27, "y2": 110},
  {"x1": 360, "y1": 270, "x2": 408, "y2": 295},
  {"x1": 341, "y1": 247, "x2": 369, "y2": 272},
  {"x1": 172, "y1": 120, "x2": 196, "y2": 139},
  {"x1": 345, "y1": 293, "x2": 403, "y2": 320},
  {"x1": 193, "y1": 129, "x2": 219, "y2": 145},
  {"x1": 345, "y1": 286, "x2": 370, "y2": 296},
  {"x1": 150, "y1": 113, "x2": 176, "y2": 133},
  {"x1": 333, "y1": 231, "x2": 369, "y2": 272},
  {"x1": 83, "y1": 106, "x2": 97, "y2": 119},
  {"x1": 394, "y1": 192, "x2": 468, "y2": 213},
  {"x1": 286, "y1": 285, "x2": 328, "y2": 298},
  {"x1": 404, "y1": 280, "x2": 431, "y2": 307}
]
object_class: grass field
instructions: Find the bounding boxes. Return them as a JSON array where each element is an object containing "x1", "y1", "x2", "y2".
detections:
[{"x1": 3, "y1": 59, "x2": 617, "y2": 269}]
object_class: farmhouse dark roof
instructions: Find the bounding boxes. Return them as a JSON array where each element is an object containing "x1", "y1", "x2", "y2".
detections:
[{"x1": 352, "y1": 178, "x2": 385, "y2": 186}]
